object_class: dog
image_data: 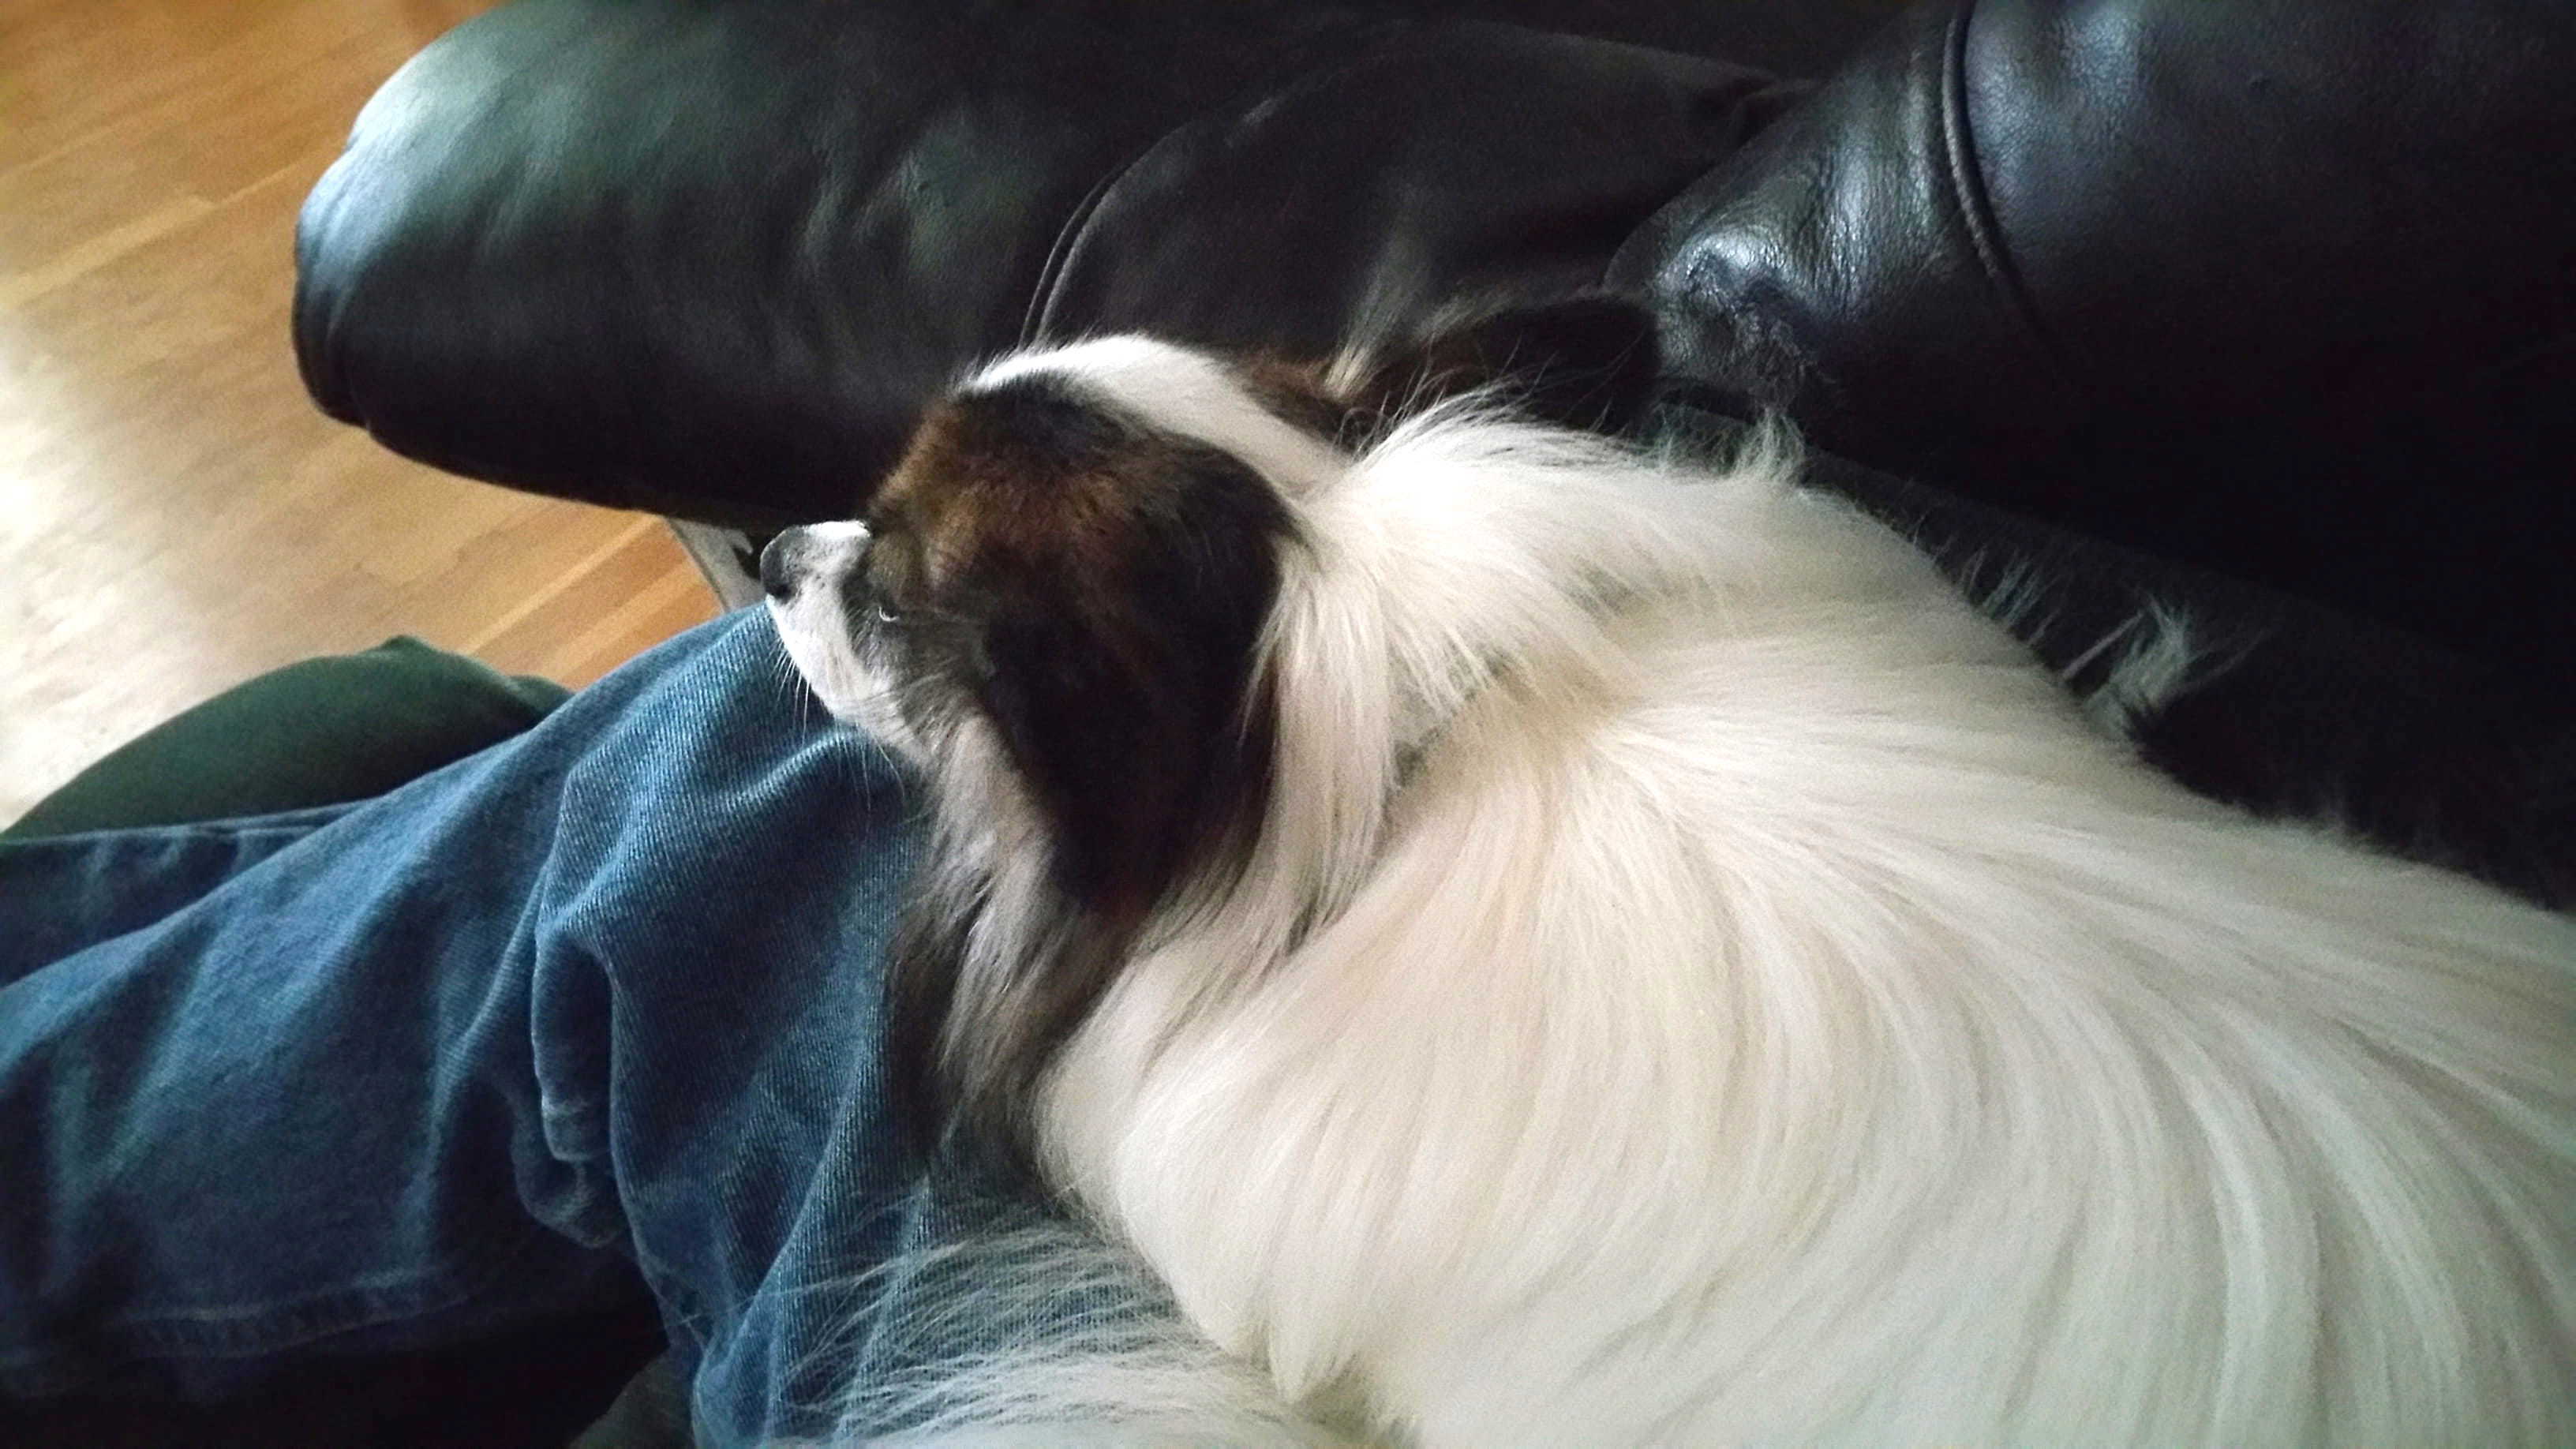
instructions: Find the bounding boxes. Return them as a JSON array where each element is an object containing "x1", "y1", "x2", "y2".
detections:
[{"x1": 762, "y1": 301, "x2": 2576, "y2": 1446}]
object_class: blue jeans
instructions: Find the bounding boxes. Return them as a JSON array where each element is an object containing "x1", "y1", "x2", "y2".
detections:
[{"x1": 0, "y1": 612, "x2": 1008, "y2": 1446}]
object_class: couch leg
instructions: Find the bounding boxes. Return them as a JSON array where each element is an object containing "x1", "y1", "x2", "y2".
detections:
[{"x1": 666, "y1": 521, "x2": 768, "y2": 612}]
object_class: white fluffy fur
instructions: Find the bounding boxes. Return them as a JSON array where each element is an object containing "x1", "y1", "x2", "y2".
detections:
[
  {"x1": 970, "y1": 339, "x2": 1349, "y2": 496},
  {"x1": 783, "y1": 340, "x2": 2576, "y2": 1447}
]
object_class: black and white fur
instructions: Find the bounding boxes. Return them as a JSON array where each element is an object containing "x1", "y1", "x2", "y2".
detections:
[{"x1": 764, "y1": 304, "x2": 2576, "y2": 1447}]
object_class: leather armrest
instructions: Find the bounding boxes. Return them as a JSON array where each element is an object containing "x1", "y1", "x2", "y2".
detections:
[
  {"x1": 295, "y1": 1, "x2": 1383, "y2": 526},
  {"x1": 293, "y1": 0, "x2": 1870, "y2": 526},
  {"x1": 1615, "y1": 0, "x2": 2576, "y2": 670}
]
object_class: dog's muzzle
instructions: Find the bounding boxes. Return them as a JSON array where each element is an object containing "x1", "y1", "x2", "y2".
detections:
[{"x1": 760, "y1": 522, "x2": 869, "y2": 602}]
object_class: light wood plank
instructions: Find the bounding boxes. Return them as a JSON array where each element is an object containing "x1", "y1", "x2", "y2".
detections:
[{"x1": 1, "y1": 0, "x2": 717, "y2": 826}]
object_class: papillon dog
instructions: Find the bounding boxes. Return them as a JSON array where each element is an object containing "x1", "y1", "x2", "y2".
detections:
[{"x1": 762, "y1": 301, "x2": 2575, "y2": 1447}]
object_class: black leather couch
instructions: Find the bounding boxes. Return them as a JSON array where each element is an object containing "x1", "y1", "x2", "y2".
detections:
[
  {"x1": 298, "y1": 0, "x2": 2576, "y2": 654},
  {"x1": 296, "y1": 0, "x2": 2574, "y2": 906},
  {"x1": 69, "y1": 1, "x2": 2563, "y2": 1441}
]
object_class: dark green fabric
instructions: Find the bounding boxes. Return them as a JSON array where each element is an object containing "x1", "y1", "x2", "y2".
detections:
[{"x1": 4, "y1": 638, "x2": 568, "y2": 841}]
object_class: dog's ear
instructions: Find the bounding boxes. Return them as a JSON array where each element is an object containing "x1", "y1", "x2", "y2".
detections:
[
  {"x1": 1336, "y1": 294, "x2": 1663, "y2": 437},
  {"x1": 938, "y1": 466, "x2": 1282, "y2": 1159},
  {"x1": 971, "y1": 450, "x2": 1286, "y2": 920},
  {"x1": 979, "y1": 605, "x2": 1185, "y2": 915}
]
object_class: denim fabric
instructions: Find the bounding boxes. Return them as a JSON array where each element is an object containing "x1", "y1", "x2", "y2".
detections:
[{"x1": 0, "y1": 611, "x2": 987, "y2": 1447}]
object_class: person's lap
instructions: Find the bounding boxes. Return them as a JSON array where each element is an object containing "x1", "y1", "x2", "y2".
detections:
[{"x1": 0, "y1": 612, "x2": 968, "y2": 1446}]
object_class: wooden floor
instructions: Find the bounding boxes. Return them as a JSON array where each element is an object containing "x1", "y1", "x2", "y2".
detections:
[{"x1": 0, "y1": 0, "x2": 718, "y2": 826}]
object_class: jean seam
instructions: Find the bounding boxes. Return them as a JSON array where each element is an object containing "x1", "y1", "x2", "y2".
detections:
[
  {"x1": 0, "y1": 1219, "x2": 575, "y2": 1384},
  {"x1": 0, "y1": 812, "x2": 357, "y2": 852}
]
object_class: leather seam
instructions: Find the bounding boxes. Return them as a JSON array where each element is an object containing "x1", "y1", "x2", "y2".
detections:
[
  {"x1": 1024, "y1": 21, "x2": 1403, "y2": 346},
  {"x1": 1936, "y1": 0, "x2": 2072, "y2": 388},
  {"x1": 1020, "y1": 163, "x2": 1125, "y2": 348}
]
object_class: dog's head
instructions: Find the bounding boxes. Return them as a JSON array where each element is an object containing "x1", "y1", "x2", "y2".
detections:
[{"x1": 763, "y1": 298, "x2": 1661, "y2": 1157}]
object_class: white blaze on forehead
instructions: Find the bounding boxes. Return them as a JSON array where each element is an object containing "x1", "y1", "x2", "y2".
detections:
[{"x1": 966, "y1": 337, "x2": 1346, "y2": 494}]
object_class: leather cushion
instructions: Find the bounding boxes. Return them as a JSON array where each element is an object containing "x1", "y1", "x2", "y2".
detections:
[{"x1": 294, "y1": 0, "x2": 1874, "y2": 526}]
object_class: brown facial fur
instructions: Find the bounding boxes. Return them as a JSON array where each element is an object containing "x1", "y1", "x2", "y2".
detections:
[{"x1": 872, "y1": 388, "x2": 1155, "y2": 621}]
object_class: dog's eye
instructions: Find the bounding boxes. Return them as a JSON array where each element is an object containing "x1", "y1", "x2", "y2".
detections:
[{"x1": 874, "y1": 602, "x2": 903, "y2": 626}]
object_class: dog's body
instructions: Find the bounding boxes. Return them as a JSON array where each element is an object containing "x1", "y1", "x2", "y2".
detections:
[{"x1": 765, "y1": 310, "x2": 2576, "y2": 1446}]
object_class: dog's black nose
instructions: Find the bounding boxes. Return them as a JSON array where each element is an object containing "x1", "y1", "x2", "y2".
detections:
[{"x1": 758, "y1": 531, "x2": 802, "y2": 601}]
